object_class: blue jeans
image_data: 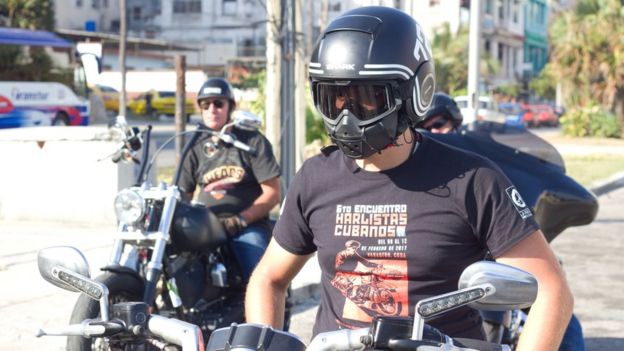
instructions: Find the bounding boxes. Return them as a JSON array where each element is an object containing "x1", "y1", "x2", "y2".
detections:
[
  {"x1": 228, "y1": 224, "x2": 271, "y2": 280},
  {"x1": 559, "y1": 314, "x2": 585, "y2": 351}
]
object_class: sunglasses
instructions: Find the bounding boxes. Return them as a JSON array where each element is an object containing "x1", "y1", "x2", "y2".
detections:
[
  {"x1": 424, "y1": 117, "x2": 449, "y2": 131},
  {"x1": 200, "y1": 99, "x2": 226, "y2": 109}
]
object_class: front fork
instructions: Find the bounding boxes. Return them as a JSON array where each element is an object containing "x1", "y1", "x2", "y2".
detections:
[{"x1": 108, "y1": 184, "x2": 181, "y2": 306}]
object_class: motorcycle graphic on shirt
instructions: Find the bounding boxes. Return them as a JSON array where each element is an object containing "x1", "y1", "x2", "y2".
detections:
[{"x1": 330, "y1": 240, "x2": 409, "y2": 321}]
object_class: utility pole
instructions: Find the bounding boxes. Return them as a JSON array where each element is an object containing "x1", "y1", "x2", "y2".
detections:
[
  {"x1": 118, "y1": 0, "x2": 127, "y2": 117},
  {"x1": 174, "y1": 55, "x2": 186, "y2": 160},
  {"x1": 265, "y1": 0, "x2": 282, "y2": 163},
  {"x1": 467, "y1": 0, "x2": 482, "y2": 122},
  {"x1": 280, "y1": 0, "x2": 296, "y2": 188},
  {"x1": 319, "y1": 0, "x2": 329, "y2": 34},
  {"x1": 294, "y1": 0, "x2": 306, "y2": 170}
]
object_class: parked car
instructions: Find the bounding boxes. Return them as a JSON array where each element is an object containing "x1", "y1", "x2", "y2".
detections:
[
  {"x1": 455, "y1": 95, "x2": 506, "y2": 124},
  {"x1": 522, "y1": 104, "x2": 559, "y2": 128},
  {"x1": 90, "y1": 84, "x2": 119, "y2": 112},
  {"x1": 498, "y1": 102, "x2": 527, "y2": 127},
  {"x1": 128, "y1": 90, "x2": 196, "y2": 117}
]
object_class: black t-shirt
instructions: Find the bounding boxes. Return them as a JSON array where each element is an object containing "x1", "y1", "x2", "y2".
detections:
[
  {"x1": 274, "y1": 133, "x2": 539, "y2": 338},
  {"x1": 178, "y1": 126, "x2": 280, "y2": 220}
]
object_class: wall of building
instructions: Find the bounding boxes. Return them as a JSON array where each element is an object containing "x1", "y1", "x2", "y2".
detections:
[{"x1": 54, "y1": 0, "x2": 120, "y2": 32}]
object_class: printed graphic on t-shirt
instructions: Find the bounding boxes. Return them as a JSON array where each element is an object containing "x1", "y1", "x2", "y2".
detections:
[
  {"x1": 330, "y1": 204, "x2": 409, "y2": 326},
  {"x1": 504, "y1": 186, "x2": 532, "y2": 219},
  {"x1": 202, "y1": 165, "x2": 246, "y2": 200}
]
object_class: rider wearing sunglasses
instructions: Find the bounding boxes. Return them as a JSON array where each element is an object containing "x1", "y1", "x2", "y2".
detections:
[
  {"x1": 417, "y1": 92, "x2": 463, "y2": 134},
  {"x1": 178, "y1": 77, "x2": 281, "y2": 281}
]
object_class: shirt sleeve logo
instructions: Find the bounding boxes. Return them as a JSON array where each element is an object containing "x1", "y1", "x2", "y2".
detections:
[{"x1": 505, "y1": 186, "x2": 532, "y2": 219}]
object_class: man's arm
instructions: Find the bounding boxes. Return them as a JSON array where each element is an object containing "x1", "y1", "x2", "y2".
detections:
[
  {"x1": 245, "y1": 238, "x2": 313, "y2": 329},
  {"x1": 240, "y1": 176, "x2": 281, "y2": 224},
  {"x1": 496, "y1": 230, "x2": 574, "y2": 351}
]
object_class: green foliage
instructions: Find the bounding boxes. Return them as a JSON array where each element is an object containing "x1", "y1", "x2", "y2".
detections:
[
  {"x1": 0, "y1": 0, "x2": 55, "y2": 30},
  {"x1": 529, "y1": 64, "x2": 556, "y2": 101},
  {"x1": 494, "y1": 84, "x2": 521, "y2": 98},
  {"x1": 305, "y1": 104, "x2": 329, "y2": 144},
  {"x1": 239, "y1": 70, "x2": 266, "y2": 123},
  {"x1": 549, "y1": 0, "x2": 624, "y2": 126},
  {"x1": 430, "y1": 23, "x2": 499, "y2": 95},
  {"x1": 561, "y1": 103, "x2": 622, "y2": 138}
]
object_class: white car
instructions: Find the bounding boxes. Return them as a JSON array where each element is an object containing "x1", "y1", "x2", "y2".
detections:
[{"x1": 454, "y1": 95, "x2": 506, "y2": 125}]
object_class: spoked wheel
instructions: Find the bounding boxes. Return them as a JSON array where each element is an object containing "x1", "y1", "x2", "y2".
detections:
[
  {"x1": 67, "y1": 272, "x2": 144, "y2": 351},
  {"x1": 378, "y1": 289, "x2": 401, "y2": 316}
]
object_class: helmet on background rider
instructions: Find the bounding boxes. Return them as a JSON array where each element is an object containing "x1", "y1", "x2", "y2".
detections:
[
  {"x1": 419, "y1": 92, "x2": 463, "y2": 130},
  {"x1": 309, "y1": 6, "x2": 436, "y2": 159},
  {"x1": 196, "y1": 77, "x2": 236, "y2": 113}
]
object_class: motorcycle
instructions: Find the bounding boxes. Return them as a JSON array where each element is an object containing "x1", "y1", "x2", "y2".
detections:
[
  {"x1": 37, "y1": 246, "x2": 203, "y2": 351},
  {"x1": 67, "y1": 114, "x2": 289, "y2": 350},
  {"x1": 426, "y1": 121, "x2": 600, "y2": 348},
  {"x1": 332, "y1": 266, "x2": 404, "y2": 316},
  {"x1": 206, "y1": 260, "x2": 539, "y2": 351}
]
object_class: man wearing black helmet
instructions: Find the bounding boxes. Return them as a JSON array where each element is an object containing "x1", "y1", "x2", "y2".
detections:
[
  {"x1": 418, "y1": 92, "x2": 463, "y2": 133},
  {"x1": 178, "y1": 77, "x2": 281, "y2": 280},
  {"x1": 246, "y1": 7, "x2": 572, "y2": 351}
]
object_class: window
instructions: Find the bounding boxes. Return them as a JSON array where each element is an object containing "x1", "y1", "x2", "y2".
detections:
[
  {"x1": 133, "y1": 7, "x2": 141, "y2": 20},
  {"x1": 92, "y1": 0, "x2": 99, "y2": 9},
  {"x1": 498, "y1": 43, "x2": 504, "y2": 62},
  {"x1": 173, "y1": 0, "x2": 201, "y2": 13},
  {"x1": 485, "y1": 0, "x2": 493, "y2": 14},
  {"x1": 223, "y1": 0, "x2": 236, "y2": 15},
  {"x1": 76, "y1": 0, "x2": 83, "y2": 7}
]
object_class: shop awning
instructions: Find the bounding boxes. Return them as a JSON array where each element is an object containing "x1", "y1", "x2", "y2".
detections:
[{"x1": 0, "y1": 27, "x2": 73, "y2": 48}]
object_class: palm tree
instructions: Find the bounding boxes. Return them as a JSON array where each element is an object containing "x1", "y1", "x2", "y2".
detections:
[
  {"x1": 430, "y1": 23, "x2": 500, "y2": 96},
  {"x1": 548, "y1": 0, "x2": 624, "y2": 122}
]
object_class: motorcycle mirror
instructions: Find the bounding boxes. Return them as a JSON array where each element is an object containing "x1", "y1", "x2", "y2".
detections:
[
  {"x1": 458, "y1": 261, "x2": 538, "y2": 311},
  {"x1": 232, "y1": 110, "x2": 262, "y2": 131},
  {"x1": 38, "y1": 246, "x2": 91, "y2": 292}
]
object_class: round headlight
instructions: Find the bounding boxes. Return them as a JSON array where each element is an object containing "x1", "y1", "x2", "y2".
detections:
[{"x1": 114, "y1": 189, "x2": 145, "y2": 225}]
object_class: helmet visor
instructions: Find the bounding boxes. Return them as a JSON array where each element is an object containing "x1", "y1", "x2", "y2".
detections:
[{"x1": 315, "y1": 83, "x2": 393, "y2": 122}]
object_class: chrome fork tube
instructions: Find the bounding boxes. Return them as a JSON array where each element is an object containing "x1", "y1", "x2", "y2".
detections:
[
  {"x1": 143, "y1": 186, "x2": 179, "y2": 305},
  {"x1": 108, "y1": 222, "x2": 127, "y2": 265}
]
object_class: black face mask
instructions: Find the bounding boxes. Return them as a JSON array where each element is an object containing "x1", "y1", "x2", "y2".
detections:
[{"x1": 325, "y1": 109, "x2": 408, "y2": 159}]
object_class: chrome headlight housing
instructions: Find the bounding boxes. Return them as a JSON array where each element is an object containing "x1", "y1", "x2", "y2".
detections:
[{"x1": 114, "y1": 189, "x2": 145, "y2": 225}]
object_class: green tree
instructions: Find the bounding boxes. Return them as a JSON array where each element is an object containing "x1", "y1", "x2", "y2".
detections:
[
  {"x1": 0, "y1": 0, "x2": 55, "y2": 30},
  {"x1": 529, "y1": 64, "x2": 556, "y2": 101},
  {"x1": 430, "y1": 23, "x2": 500, "y2": 95},
  {"x1": 548, "y1": 0, "x2": 624, "y2": 125}
]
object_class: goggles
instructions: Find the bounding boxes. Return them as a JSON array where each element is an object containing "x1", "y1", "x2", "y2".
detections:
[{"x1": 314, "y1": 83, "x2": 394, "y2": 122}]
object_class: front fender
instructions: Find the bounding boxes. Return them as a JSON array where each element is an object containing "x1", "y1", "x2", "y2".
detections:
[{"x1": 100, "y1": 264, "x2": 145, "y2": 289}]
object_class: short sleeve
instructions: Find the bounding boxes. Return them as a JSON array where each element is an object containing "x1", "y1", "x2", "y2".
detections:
[
  {"x1": 273, "y1": 168, "x2": 317, "y2": 255},
  {"x1": 468, "y1": 161, "x2": 540, "y2": 258},
  {"x1": 249, "y1": 133, "x2": 281, "y2": 183}
]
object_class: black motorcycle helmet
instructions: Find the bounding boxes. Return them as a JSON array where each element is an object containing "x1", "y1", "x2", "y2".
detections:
[
  {"x1": 420, "y1": 92, "x2": 463, "y2": 129},
  {"x1": 309, "y1": 6, "x2": 436, "y2": 159},
  {"x1": 197, "y1": 77, "x2": 236, "y2": 112}
]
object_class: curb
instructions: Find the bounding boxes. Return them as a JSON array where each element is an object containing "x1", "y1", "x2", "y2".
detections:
[{"x1": 588, "y1": 171, "x2": 624, "y2": 197}]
